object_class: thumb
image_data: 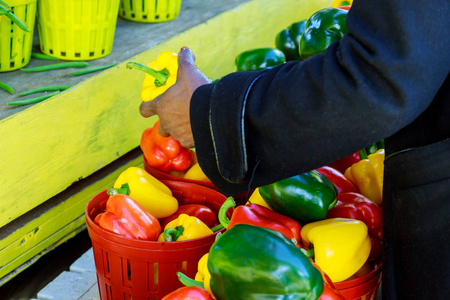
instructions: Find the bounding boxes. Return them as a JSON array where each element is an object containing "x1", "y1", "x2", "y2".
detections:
[
  {"x1": 176, "y1": 47, "x2": 198, "y2": 80},
  {"x1": 139, "y1": 98, "x2": 158, "y2": 118}
]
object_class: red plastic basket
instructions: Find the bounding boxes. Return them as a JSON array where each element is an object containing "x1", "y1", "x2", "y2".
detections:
[
  {"x1": 143, "y1": 156, "x2": 253, "y2": 202},
  {"x1": 335, "y1": 260, "x2": 382, "y2": 300},
  {"x1": 85, "y1": 180, "x2": 231, "y2": 300}
]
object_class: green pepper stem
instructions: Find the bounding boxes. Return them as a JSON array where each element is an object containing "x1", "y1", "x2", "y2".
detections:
[
  {"x1": 126, "y1": 62, "x2": 168, "y2": 87},
  {"x1": 163, "y1": 225, "x2": 184, "y2": 242},
  {"x1": 359, "y1": 148, "x2": 369, "y2": 160},
  {"x1": 328, "y1": 198, "x2": 337, "y2": 210},
  {"x1": 218, "y1": 197, "x2": 236, "y2": 229},
  {"x1": 210, "y1": 224, "x2": 223, "y2": 232},
  {"x1": 107, "y1": 183, "x2": 130, "y2": 196},
  {"x1": 376, "y1": 139, "x2": 385, "y2": 149},
  {"x1": 301, "y1": 248, "x2": 315, "y2": 259},
  {"x1": 177, "y1": 272, "x2": 204, "y2": 288}
]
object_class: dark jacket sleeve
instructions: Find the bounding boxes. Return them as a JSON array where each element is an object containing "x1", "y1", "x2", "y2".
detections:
[{"x1": 190, "y1": 0, "x2": 450, "y2": 196}]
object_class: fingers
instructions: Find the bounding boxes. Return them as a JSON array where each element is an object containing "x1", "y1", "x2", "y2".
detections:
[
  {"x1": 157, "y1": 121, "x2": 170, "y2": 137},
  {"x1": 140, "y1": 99, "x2": 157, "y2": 118}
]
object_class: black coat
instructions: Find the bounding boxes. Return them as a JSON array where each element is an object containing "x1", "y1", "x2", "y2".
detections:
[{"x1": 190, "y1": 0, "x2": 450, "y2": 298}]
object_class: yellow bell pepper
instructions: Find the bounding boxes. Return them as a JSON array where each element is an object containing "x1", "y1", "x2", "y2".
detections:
[
  {"x1": 331, "y1": 0, "x2": 353, "y2": 7},
  {"x1": 108, "y1": 167, "x2": 178, "y2": 219},
  {"x1": 157, "y1": 213, "x2": 213, "y2": 242},
  {"x1": 344, "y1": 149, "x2": 384, "y2": 205},
  {"x1": 245, "y1": 187, "x2": 272, "y2": 209},
  {"x1": 126, "y1": 51, "x2": 178, "y2": 102},
  {"x1": 183, "y1": 162, "x2": 211, "y2": 181},
  {"x1": 301, "y1": 218, "x2": 371, "y2": 282},
  {"x1": 195, "y1": 253, "x2": 215, "y2": 298}
]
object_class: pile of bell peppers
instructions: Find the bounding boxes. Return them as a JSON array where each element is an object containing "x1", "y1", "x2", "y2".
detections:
[
  {"x1": 94, "y1": 167, "x2": 222, "y2": 243},
  {"x1": 170, "y1": 139, "x2": 385, "y2": 299}
]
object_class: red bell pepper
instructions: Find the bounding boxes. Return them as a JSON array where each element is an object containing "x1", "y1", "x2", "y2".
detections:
[
  {"x1": 218, "y1": 197, "x2": 302, "y2": 247},
  {"x1": 369, "y1": 234, "x2": 383, "y2": 261},
  {"x1": 313, "y1": 263, "x2": 345, "y2": 300},
  {"x1": 161, "y1": 286, "x2": 214, "y2": 300},
  {"x1": 94, "y1": 194, "x2": 161, "y2": 241},
  {"x1": 141, "y1": 120, "x2": 194, "y2": 173},
  {"x1": 160, "y1": 204, "x2": 217, "y2": 229},
  {"x1": 326, "y1": 192, "x2": 382, "y2": 240},
  {"x1": 328, "y1": 151, "x2": 360, "y2": 174},
  {"x1": 316, "y1": 166, "x2": 358, "y2": 194}
]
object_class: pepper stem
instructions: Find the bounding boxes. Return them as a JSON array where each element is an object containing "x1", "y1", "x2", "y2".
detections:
[
  {"x1": 218, "y1": 197, "x2": 236, "y2": 229},
  {"x1": 107, "y1": 183, "x2": 130, "y2": 196},
  {"x1": 126, "y1": 62, "x2": 168, "y2": 87},
  {"x1": 301, "y1": 248, "x2": 315, "y2": 259},
  {"x1": 163, "y1": 225, "x2": 184, "y2": 242},
  {"x1": 210, "y1": 224, "x2": 223, "y2": 232},
  {"x1": 328, "y1": 198, "x2": 337, "y2": 210},
  {"x1": 359, "y1": 148, "x2": 369, "y2": 160},
  {"x1": 177, "y1": 271, "x2": 204, "y2": 288}
]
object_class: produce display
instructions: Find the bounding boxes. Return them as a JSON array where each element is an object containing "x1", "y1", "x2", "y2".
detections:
[{"x1": 87, "y1": 4, "x2": 384, "y2": 299}]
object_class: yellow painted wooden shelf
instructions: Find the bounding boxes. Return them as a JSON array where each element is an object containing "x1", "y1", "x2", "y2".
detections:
[{"x1": 0, "y1": 0, "x2": 332, "y2": 287}]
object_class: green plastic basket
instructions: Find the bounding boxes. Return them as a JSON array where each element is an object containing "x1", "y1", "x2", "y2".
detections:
[
  {"x1": 0, "y1": 0, "x2": 37, "y2": 72},
  {"x1": 36, "y1": 0, "x2": 121, "y2": 61},
  {"x1": 119, "y1": 0, "x2": 182, "y2": 23}
]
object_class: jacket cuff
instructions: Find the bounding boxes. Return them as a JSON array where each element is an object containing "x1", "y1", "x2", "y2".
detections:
[{"x1": 190, "y1": 71, "x2": 264, "y2": 192}]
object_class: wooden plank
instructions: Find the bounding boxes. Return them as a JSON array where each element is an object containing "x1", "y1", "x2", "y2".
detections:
[
  {"x1": 0, "y1": 0, "x2": 332, "y2": 229},
  {"x1": 0, "y1": 0, "x2": 248, "y2": 118},
  {"x1": 0, "y1": 151, "x2": 144, "y2": 283}
]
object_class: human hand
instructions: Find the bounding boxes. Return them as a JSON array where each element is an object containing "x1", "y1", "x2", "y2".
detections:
[{"x1": 140, "y1": 47, "x2": 212, "y2": 148}]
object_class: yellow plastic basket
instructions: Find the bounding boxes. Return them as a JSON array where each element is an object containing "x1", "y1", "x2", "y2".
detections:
[
  {"x1": 36, "y1": 0, "x2": 121, "y2": 61},
  {"x1": 119, "y1": 0, "x2": 182, "y2": 23},
  {"x1": 0, "y1": 0, "x2": 37, "y2": 72}
]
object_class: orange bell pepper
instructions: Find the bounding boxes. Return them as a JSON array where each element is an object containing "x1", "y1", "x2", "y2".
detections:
[{"x1": 94, "y1": 194, "x2": 161, "y2": 241}]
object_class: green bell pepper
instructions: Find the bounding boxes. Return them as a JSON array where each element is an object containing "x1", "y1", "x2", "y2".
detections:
[
  {"x1": 208, "y1": 224, "x2": 324, "y2": 300},
  {"x1": 259, "y1": 170, "x2": 338, "y2": 224},
  {"x1": 299, "y1": 7, "x2": 349, "y2": 60},
  {"x1": 235, "y1": 48, "x2": 286, "y2": 71},
  {"x1": 275, "y1": 20, "x2": 307, "y2": 61}
]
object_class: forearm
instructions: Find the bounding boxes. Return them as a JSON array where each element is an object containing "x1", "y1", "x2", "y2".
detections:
[{"x1": 191, "y1": 0, "x2": 449, "y2": 196}]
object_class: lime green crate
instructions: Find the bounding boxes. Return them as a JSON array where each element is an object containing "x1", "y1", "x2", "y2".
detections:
[
  {"x1": 0, "y1": 0, "x2": 37, "y2": 72},
  {"x1": 36, "y1": 0, "x2": 121, "y2": 61},
  {"x1": 119, "y1": 0, "x2": 182, "y2": 23}
]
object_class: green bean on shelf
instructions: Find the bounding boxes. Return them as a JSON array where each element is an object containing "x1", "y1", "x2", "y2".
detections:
[
  {"x1": 7, "y1": 91, "x2": 60, "y2": 106},
  {"x1": 30, "y1": 52, "x2": 60, "y2": 61},
  {"x1": 68, "y1": 63, "x2": 117, "y2": 76},
  {"x1": 0, "y1": 81, "x2": 15, "y2": 94},
  {"x1": 21, "y1": 62, "x2": 89, "y2": 73},
  {"x1": 18, "y1": 85, "x2": 73, "y2": 96}
]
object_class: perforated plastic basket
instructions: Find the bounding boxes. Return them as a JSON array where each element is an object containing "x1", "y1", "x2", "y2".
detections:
[
  {"x1": 335, "y1": 260, "x2": 382, "y2": 300},
  {"x1": 85, "y1": 180, "x2": 231, "y2": 300},
  {"x1": 119, "y1": 0, "x2": 181, "y2": 23},
  {"x1": 0, "y1": 0, "x2": 36, "y2": 72},
  {"x1": 36, "y1": 0, "x2": 120, "y2": 60}
]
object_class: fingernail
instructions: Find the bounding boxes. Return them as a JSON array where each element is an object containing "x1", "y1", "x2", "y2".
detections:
[{"x1": 180, "y1": 46, "x2": 189, "y2": 51}]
